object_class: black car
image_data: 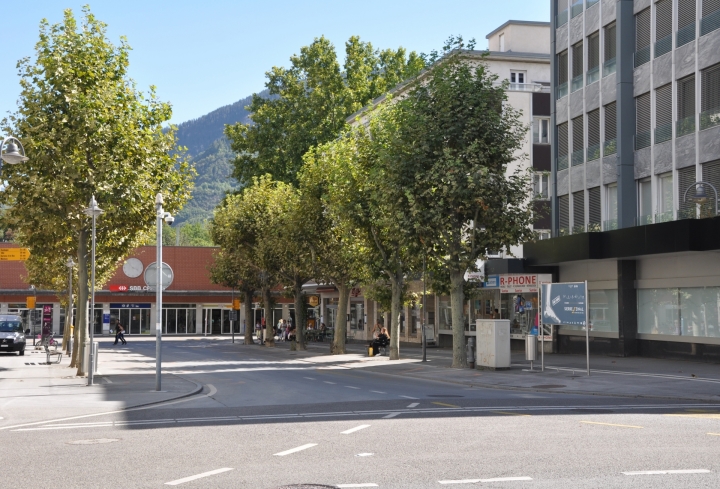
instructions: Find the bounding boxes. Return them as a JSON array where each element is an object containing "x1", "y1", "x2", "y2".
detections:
[{"x1": 0, "y1": 315, "x2": 28, "y2": 356}]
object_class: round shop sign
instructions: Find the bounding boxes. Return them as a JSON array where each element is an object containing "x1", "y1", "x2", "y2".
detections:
[
  {"x1": 144, "y1": 262, "x2": 174, "y2": 290},
  {"x1": 308, "y1": 295, "x2": 319, "y2": 307}
]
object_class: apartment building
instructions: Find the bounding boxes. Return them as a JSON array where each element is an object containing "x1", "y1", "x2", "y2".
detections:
[{"x1": 523, "y1": 0, "x2": 720, "y2": 361}]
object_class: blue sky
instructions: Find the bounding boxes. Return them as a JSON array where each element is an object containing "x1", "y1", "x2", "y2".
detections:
[{"x1": 0, "y1": 1, "x2": 549, "y2": 125}]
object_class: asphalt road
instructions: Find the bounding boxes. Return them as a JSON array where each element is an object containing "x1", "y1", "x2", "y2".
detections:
[{"x1": 3, "y1": 338, "x2": 720, "y2": 488}]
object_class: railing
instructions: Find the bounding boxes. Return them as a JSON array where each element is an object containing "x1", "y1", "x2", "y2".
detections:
[
  {"x1": 678, "y1": 208, "x2": 698, "y2": 220},
  {"x1": 634, "y1": 131, "x2": 651, "y2": 150},
  {"x1": 556, "y1": 81, "x2": 568, "y2": 100},
  {"x1": 587, "y1": 143, "x2": 600, "y2": 161},
  {"x1": 654, "y1": 34, "x2": 672, "y2": 58},
  {"x1": 654, "y1": 123, "x2": 672, "y2": 144},
  {"x1": 586, "y1": 0, "x2": 599, "y2": 7},
  {"x1": 506, "y1": 82, "x2": 550, "y2": 92},
  {"x1": 701, "y1": 9, "x2": 720, "y2": 37},
  {"x1": 586, "y1": 66, "x2": 599, "y2": 85},
  {"x1": 634, "y1": 46, "x2": 650, "y2": 67},
  {"x1": 603, "y1": 138, "x2": 617, "y2": 156},
  {"x1": 571, "y1": 74, "x2": 584, "y2": 93},
  {"x1": 676, "y1": 115, "x2": 696, "y2": 137},
  {"x1": 571, "y1": 148, "x2": 585, "y2": 166},
  {"x1": 556, "y1": 8, "x2": 569, "y2": 27},
  {"x1": 602, "y1": 219, "x2": 618, "y2": 231},
  {"x1": 603, "y1": 58, "x2": 616, "y2": 77},
  {"x1": 677, "y1": 23, "x2": 696, "y2": 47},
  {"x1": 557, "y1": 154, "x2": 569, "y2": 171},
  {"x1": 700, "y1": 106, "x2": 720, "y2": 130},
  {"x1": 654, "y1": 210, "x2": 674, "y2": 223},
  {"x1": 587, "y1": 222, "x2": 602, "y2": 232},
  {"x1": 572, "y1": 224, "x2": 586, "y2": 234},
  {"x1": 571, "y1": 0, "x2": 583, "y2": 18},
  {"x1": 637, "y1": 214, "x2": 653, "y2": 226}
]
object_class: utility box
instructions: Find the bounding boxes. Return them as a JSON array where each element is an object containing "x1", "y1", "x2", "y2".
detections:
[{"x1": 475, "y1": 319, "x2": 511, "y2": 370}]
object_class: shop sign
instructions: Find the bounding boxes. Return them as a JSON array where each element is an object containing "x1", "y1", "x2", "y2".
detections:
[
  {"x1": 499, "y1": 274, "x2": 539, "y2": 293},
  {"x1": 109, "y1": 285, "x2": 128, "y2": 292},
  {"x1": 110, "y1": 303, "x2": 151, "y2": 309},
  {"x1": 484, "y1": 275, "x2": 499, "y2": 287},
  {"x1": 308, "y1": 296, "x2": 319, "y2": 307}
]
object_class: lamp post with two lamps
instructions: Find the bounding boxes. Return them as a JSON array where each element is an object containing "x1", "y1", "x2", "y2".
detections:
[
  {"x1": 83, "y1": 196, "x2": 103, "y2": 386},
  {"x1": 154, "y1": 193, "x2": 174, "y2": 391},
  {"x1": 684, "y1": 181, "x2": 719, "y2": 217}
]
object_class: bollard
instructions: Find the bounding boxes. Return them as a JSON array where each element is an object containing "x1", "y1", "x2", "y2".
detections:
[
  {"x1": 93, "y1": 342, "x2": 99, "y2": 373},
  {"x1": 466, "y1": 337, "x2": 475, "y2": 368}
]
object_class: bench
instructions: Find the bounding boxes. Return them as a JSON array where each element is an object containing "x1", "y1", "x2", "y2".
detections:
[{"x1": 44, "y1": 342, "x2": 62, "y2": 364}]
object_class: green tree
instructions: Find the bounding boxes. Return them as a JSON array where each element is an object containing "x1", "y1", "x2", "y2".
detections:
[
  {"x1": 226, "y1": 35, "x2": 424, "y2": 187},
  {"x1": 0, "y1": 8, "x2": 193, "y2": 374},
  {"x1": 397, "y1": 39, "x2": 535, "y2": 367}
]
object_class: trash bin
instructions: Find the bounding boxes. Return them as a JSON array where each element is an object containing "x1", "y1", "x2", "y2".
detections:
[{"x1": 525, "y1": 334, "x2": 537, "y2": 362}]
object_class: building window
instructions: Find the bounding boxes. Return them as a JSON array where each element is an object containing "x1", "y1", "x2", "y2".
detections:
[
  {"x1": 557, "y1": 0, "x2": 569, "y2": 26},
  {"x1": 678, "y1": 166, "x2": 696, "y2": 219},
  {"x1": 533, "y1": 173, "x2": 550, "y2": 199},
  {"x1": 605, "y1": 184, "x2": 618, "y2": 230},
  {"x1": 588, "y1": 186, "x2": 601, "y2": 231},
  {"x1": 701, "y1": 0, "x2": 720, "y2": 36},
  {"x1": 604, "y1": 101, "x2": 617, "y2": 155},
  {"x1": 557, "y1": 50, "x2": 569, "y2": 99},
  {"x1": 533, "y1": 117, "x2": 550, "y2": 144},
  {"x1": 701, "y1": 64, "x2": 720, "y2": 130},
  {"x1": 638, "y1": 178, "x2": 652, "y2": 224},
  {"x1": 603, "y1": 22, "x2": 617, "y2": 76},
  {"x1": 638, "y1": 287, "x2": 720, "y2": 338},
  {"x1": 572, "y1": 190, "x2": 585, "y2": 233},
  {"x1": 587, "y1": 109, "x2": 600, "y2": 161},
  {"x1": 657, "y1": 172, "x2": 674, "y2": 222},
  {"x1": 635, "y1": 92, "x2": 651, "y2": 149},
  {"x1": 677, "y1": 0, "x2": 697, "y2": 47},
  {"x1": 510, "y1": 71, "x2": 526, "y2": 90},
  {"x1": 571, "y1": 115, "x2": 584, "y2": 166},
  {"x1": 559, "y1": 194, "x2": 570, "y2": 235},
  {"x1": 571, "y1": 41, "x2": 584, "y2": 92},
  {"x1": 677, "y1": 75, "x2": 696, "y2": 135},
  {"x1": 655, "y1": 83, "x2": 672, "y2": 143},
  {"x1": 635, "y1": 8, "x2": 651, "y2": 67},
  {"x1": 536, "y1": 230, "x2": 551, "y2": 240},
  {"x1": 558, "y1": 122, "x2": 569, "y2": 170},
  {"x1": 587, "y1": 31, "x2": 600, "y2": 84},
  {"x1": 702, "y1": 160, "x2": 720, "y2": 217},
  {"x1": 655, "y1": 0, "x2": 672, "y2": 58}
]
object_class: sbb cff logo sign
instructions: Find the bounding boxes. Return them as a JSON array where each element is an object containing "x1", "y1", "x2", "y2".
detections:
[{"x1": 109, "y1": 285, "x2": 128, "y2": 292}]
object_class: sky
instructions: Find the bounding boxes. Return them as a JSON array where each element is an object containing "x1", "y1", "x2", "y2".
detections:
[{"x1": 0, "y1": 1, "x2": 549, "y2": 125}]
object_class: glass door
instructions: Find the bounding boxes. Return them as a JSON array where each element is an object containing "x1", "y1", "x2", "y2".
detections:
[{"x1": 130, "y1": 309, "x2": 141, "y2": 335}]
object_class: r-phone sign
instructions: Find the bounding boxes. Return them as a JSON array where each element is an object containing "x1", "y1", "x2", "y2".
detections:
[{"x1": 541, "y1": 282, "x2": 587, "y2": 326}]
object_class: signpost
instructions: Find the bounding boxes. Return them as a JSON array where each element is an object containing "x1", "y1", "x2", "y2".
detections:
[
  {"x1": 540, "y1": 281, "x2": 590, "y2": 376},
  {"x1": 0, "y1": 248, "x2": 30, "y2": 261}
]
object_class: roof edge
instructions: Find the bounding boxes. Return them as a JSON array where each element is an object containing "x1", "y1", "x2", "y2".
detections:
[{"x1": 486, "y1": 20, "x2": 551, "y2": 39}]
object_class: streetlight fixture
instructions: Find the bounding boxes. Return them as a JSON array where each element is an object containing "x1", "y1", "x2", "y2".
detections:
[
  {"x1": 65, "y1": 257, "x2": 76, "y2": 355},
  {"x1": 83, "y1": 195, "x2": 103, "y2": 386},
  {"x1": 0, "y1": 137, "x2": 29, "y2": 165},
  {"x1": 155, "y1": 193, "x2": 174, "y2": 391},
  {"x1": 684, "y1": 181, "x2": 719, "y2": 216}
]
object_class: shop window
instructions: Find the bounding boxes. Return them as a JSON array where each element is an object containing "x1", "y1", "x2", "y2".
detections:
[
  {"x1": 439, "y1": 297, "x2": 451, "y2": 330},
  {"x1": 636, "y1": 287, "x2": 720, "y2": 338}
]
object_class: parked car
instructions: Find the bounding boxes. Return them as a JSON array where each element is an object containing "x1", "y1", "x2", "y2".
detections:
[{"x1": 0, "y1": 315, "x2": 29, "y2": 356}]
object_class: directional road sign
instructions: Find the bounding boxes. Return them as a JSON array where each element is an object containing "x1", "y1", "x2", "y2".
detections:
[{"x1": 0, "y1": 248, "x2": 30, "y2": 261}]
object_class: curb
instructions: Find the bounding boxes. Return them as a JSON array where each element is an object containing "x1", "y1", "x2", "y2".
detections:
[{"x1": 120, "y1": 376, "x2": 205, "y2": 411}]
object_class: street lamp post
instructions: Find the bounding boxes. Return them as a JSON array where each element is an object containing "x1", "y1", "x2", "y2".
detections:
[
  {"x1": 83, "y1": 196, "x2": 103, "y2": 386},
  {"x1": 65, "y1": 258, "x2": 76, "y2": 355},
  {"x1": 684, "y1": 181, "x2": 719, "y2": 216},
  {"x1": 0, "y1": 137, "x2": 29, "y2": 166},
  {"x1": 155, "y1": 193, "x2": 174, "y2": 391}
]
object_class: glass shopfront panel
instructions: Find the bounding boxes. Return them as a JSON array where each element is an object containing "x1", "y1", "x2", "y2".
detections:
[
  {"x1": 638, "y1": 287, "x2": 720, "y2": 338},
  {"x1": 505, "y1": 293, "x2": 538, "y2": 336},
  {"x1": 162, "y1": 305, "x2": 196, "y2": 335},
  {"x1": 110, "y1": 304, "x2": 151, "y2": 334},
  {"x1": 350, "y1": 302, "x2": 364, "y2": 330},
  {"x1": 439, "y1": 297, "x2": 451, "y2": 330}
]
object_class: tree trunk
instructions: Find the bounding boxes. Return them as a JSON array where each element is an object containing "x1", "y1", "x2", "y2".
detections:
[
  {"x1": 331, "y1": 283, "x2": 350, "y2": 354},
  {"x1": 389, "y1": 273, "x2": 403, "y2": 360},
  {"x1": 73, "y1": 229, "x2": 90, "y2": 375},
  {"x1": 294, "y1": 278, "x2": 307, "y2": 351},
  {"x1": 62, "y1": 295, "x2": 73, "y2": 354},
  {"x1": 243, "y1": 289, "x2": 254, "y2": 345},
  {"x1": 450, "y1": 268, "x2": 467, "y2": 368},
  {"x1": 263, "y1": 287, "x2": 275, "y2": 347}
]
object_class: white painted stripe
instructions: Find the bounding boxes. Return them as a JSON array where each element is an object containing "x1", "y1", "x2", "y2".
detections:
[
  {"x1": 439, "y1": 477, "x2": 531, "y2": 484},
  {"x1": 399, "y1": 395, "x2": 419, "y2": 399},
  {"x1": 345, "y1": 386, "x2": 360, "y2": 389},
  {"x1": 438, "y1": 479, "x2": 481, "y2": 484},
  {"x1": 336, "y1": 484, "x2": 378, "y2": 488},
  {"x1": 383, "y1": 412, "x2": 401, "y2": 419},
  {"x1": 103, "y1": 377, "x2": 113, "y2": 384},
  {"x1": 370, "y1": 391, "x2": 386, "y2": 394},
  {"x1": 341, "y1": 424, "x2": 370, "y2": 435},
  {"x1": 274, "y1": 443, "x2": 317, "y2": 456},
  {"x1": 303, "y1": 377, "x2": 315, "y2": 380},
  {"x1": 622, "y1": 470, "x2": 710, "y2": 475},
  {"x1": 165, "y1": 468, "x2": 234, "y2": 485},
  {"x1": 407, "y1": 403, "x2": 419, "y2": 408},
  {"x1": 324, "y1": 381, "x2": 336, "y2": 384}
]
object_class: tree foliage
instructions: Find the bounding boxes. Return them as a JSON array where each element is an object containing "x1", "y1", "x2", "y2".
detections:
[{"x1": 0, "y1": 7, "x2": 193, "y2": 373}]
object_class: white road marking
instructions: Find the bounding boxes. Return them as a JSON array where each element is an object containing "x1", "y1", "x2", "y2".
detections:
[
  {"x1": 439, "y1": 480, "x2": 480, "y2": 484},
  {"x1": 165, "y1": 467, "x2": 234, "y2": 485},
  {"x1": 399, "y1": 395, "x2": 419, "y2": 399},
  {"x1": 274, "y1": 443, "x2": 318, "y2": 456},
  {"x1": 439, "y1": 477, "x2": 532, "y2": 484},
  {"x1": 383, "y1": 412, "x2": 401, "y2": 419},
  {"x1": 336, "y1": 484, "x2": 378, "y2": 488},
  {"x1": 303, "y1": 377, "x2": 316, "y2": 380},
  {"x1": 341, "y1": 424, "x2": 370, "y2": 435},
  {"x1": 324, "y1": 381, "x2": 336, "y2": 385},
  {"x1": 103, "y1": 377, "x2": 113, "y2": 384},
  {"x1": 345, "y1": 386, "x2": 360, "y2": 389},
  {"x1": 622, "y1": 470, "x2": 710, "y2": 475},
  {"x1": 355, "y1": 453, "x2": 374, "y2": 457},
  {"x1": 407, "y1": 403, "x2": 419, "y2": 408},
  {"x1": 370, "y1": 390, "x2": 386, "y2": 394}
]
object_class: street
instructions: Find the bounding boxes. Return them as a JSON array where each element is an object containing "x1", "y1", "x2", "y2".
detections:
[{"x1": 2, "y1": 338, "x2": 720, "y2": 488}]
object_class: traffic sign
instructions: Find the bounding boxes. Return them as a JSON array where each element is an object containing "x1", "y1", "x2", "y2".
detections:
[{"x1": 0, "y1": 248, "x2": 30, "y2": 261}]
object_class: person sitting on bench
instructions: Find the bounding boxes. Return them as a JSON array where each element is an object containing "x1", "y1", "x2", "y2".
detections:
[{"x1": 371, "y1": 327, "x2": 390, "y2": 356}]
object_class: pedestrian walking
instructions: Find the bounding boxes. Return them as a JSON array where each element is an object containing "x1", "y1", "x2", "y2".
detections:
[
  {"x1": 278, "y1": 319, "x2": 286, "y2": 342},
  {"x1": 114, "y1": 323, "x2": 127, "y2": 345}
]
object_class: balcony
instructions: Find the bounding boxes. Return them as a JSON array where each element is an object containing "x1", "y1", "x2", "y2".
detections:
[
  {"x1": 654, "y1": 34, "x2": 672, "y2": 59},
  {"x1": 654, "y1": 123, "x2": 672, "y2": 144},
  {"x1": 602, "y1": 218, "x2": 618, "y2": 231},
  {"x1": 634, "y1": 131, "x2": 651, "y2": 150},
  {"x1": 571, "y1": 74, "x2": 584, "y2": 93},
  {"x1": 701, "y1": 9, "x2": 720, "y2": 37},
  {"x1": 557, "y1": 154, "x2": 569, "y2": 171},
  {"x1": 637, "y1": 214, "x2": 653, "y2": 226},
  {"x1": 700, "y1": 106, "x2": 720, "y2": 131},
  {"x1": 603, "y1": 138, "x2": 617, "y2": 156},
  {"x1": 556, "y1": 8, "x2": 569, "y2": 27},
  {"x1": 504, "y1": 82, "x2": 550, "y2": 92},
  {"x1": 603, "y1": 58, "x2": 616, "y2": 77},
  {"x1": 654, "y1": 210, "x2": 674, "y2": 223},
  {"x1": 571, "y1": 148, "x2": 585, "y2": 166},
  {"x1": 634, "y1": 46, "x2": 650, "y2": 68},
  {"x1": 586, "y1": 66, "x2": 599, "y2": 85},
  {"x1": 677, "y1": 23, "x2": 696, "y2": 48},
  {"x1": 556, "y1": 81, "x2": 568, "y2": 100},
  {"x1": 676, "y1": 115, "x2": 696, "y2": 137},
  {"x1": 571, "y1": 0, "x2": 583, "y2": 18},
  {"x1": 586, "y1": 143, "x2": 600, "y2": 161}
]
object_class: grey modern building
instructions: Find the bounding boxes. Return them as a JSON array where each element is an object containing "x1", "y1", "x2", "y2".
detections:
[{"x1": 521, "y1": 0, "x2": 720, "y2": 361}]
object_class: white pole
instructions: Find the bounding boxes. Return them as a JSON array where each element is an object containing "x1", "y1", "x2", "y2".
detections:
[
  {"x1": 585, "y1": 280, "x2": 590, "y2": 376},
  {"x1": 155, "y1": 194, "x2": 163, "y2": 391},
  {"x1": 540, "y1": 282, "x2": 544, "y2": 372},
  {"x1": 88, "y1": 210, "x2": 97, "y2": 386}
]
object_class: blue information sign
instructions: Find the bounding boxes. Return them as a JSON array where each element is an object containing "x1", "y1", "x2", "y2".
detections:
[{"x1": 541, "y1": 282, "x2": 586, "y2": 326}]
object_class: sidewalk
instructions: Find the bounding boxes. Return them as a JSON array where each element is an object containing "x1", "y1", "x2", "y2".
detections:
[{"x1": 266, "y1": 339, "x2": 720, "y2": 402}]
